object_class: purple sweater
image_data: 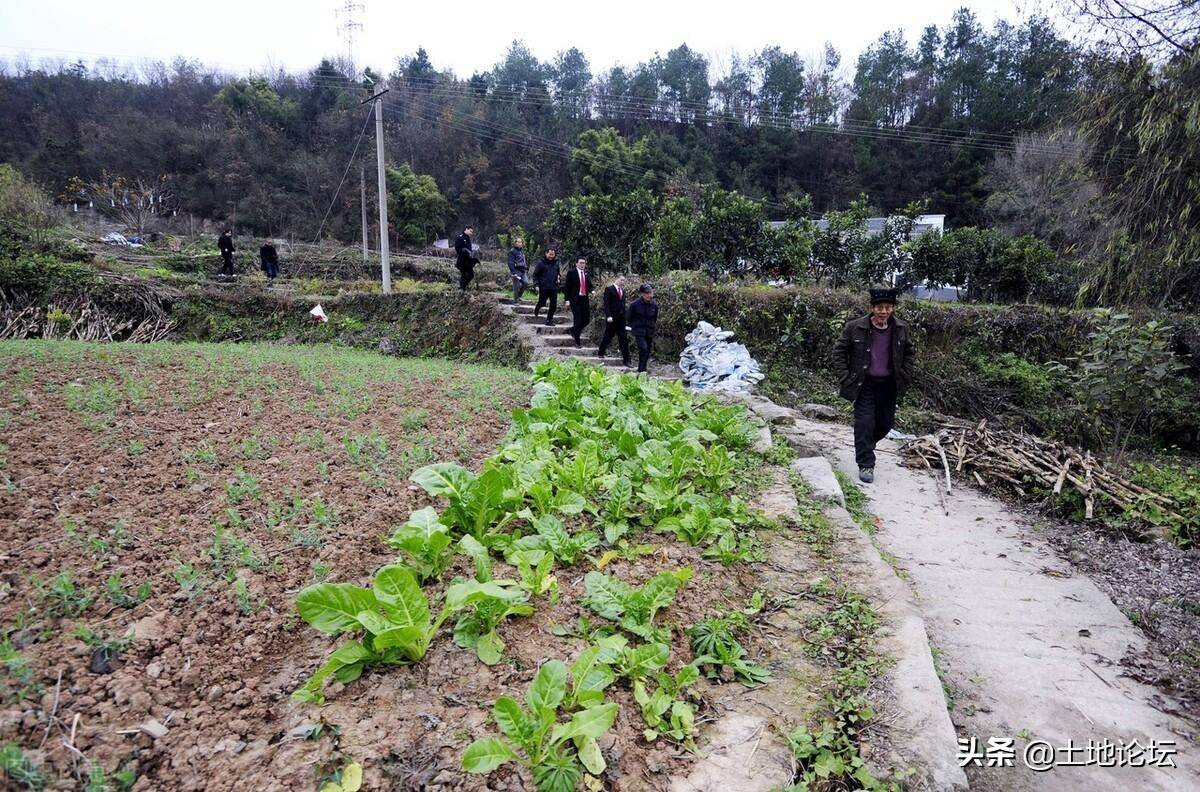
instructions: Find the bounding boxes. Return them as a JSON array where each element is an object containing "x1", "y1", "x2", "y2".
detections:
[{"x1": 868, "y1": 323, "x2": 893, "y2": 378}]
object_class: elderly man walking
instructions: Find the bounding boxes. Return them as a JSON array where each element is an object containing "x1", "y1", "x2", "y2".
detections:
[{"x1": 832, "y1": 285, "x2": 915, "y2": 483}]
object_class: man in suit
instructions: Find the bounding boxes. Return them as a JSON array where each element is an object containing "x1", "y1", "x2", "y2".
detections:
[
  {"x1": 597, "y1": 273, "x2": 631, "y2": 366},
  {"x1": 454, "y1": 226, "x2": 479, "y2": 293},
  {"x1": 561, "y1": 257, "x2": 593, "y2": 347},
  {"x1": 217, "y1": 228, "x2": 235, "y2": 279}
]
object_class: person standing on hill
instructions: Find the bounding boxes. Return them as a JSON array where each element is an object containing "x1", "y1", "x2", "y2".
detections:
[
  {"x1": 562, "y1": 257, "x2": 593, "y2": 347},
  {"x1": 508, "y1": 237, "x2": 528, "y2": 301},
  {"x1": 598, "y1": 273, "x2": 631, "y2": 367},
  {"x1": 832, "y1": 285, "x2": 915, "y2": 484},
  {"x1": 259, "y1": 239, "x2": 279, "y2": 280},
  {"x1": 627, "y1": 283, "x2": 658, "y2": 373},
  {"x1": 532, "y1": 247, "x2": 560, "y2": 325},
  {"x1": 454, "y1": 226, "x2": 478, "y2": 294},
  {"x1": 217, "y1": 229, "x2": 235, "y2": 279}
]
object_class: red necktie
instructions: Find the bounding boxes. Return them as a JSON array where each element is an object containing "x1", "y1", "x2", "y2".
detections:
[
  {"x1": 617, "y1": 286, "x2": 623, "y2": 300},
  {"x1": 580, "y1": 271, "x2": 586, "y2": 295}
]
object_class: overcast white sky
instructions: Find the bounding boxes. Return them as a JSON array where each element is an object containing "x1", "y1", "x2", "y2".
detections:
[{"x1": 0, "y1": 0, "x2": 1051, "y2": 79}]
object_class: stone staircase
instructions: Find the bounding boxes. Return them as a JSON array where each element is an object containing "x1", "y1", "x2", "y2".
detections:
[{"x1": 494, "y1": 295, "x2": 634, "y2": 370}]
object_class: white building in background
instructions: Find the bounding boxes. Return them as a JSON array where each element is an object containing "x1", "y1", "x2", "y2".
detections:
[{"x1": 766, "y1": 214, "x2": 946, "y2": 237}]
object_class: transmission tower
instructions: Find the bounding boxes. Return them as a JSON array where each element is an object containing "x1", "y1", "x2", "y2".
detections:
[{"x1": 335, "y1": 1, "x2": 364, "y2": 77}]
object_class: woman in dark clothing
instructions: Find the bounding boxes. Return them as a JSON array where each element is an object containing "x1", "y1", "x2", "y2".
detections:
[
  {"x1": 531, "y1": 248, "x2": 560, "y2": 326},
  {"x1": 627, "y1": 283, "x2": 658, "y2": 373},
  {"x1": 259, "y1": 240, "x2": 279, "y2": 279},
  {"x1": 217, "y1": 229, "x2": 235, "y2": 278}
]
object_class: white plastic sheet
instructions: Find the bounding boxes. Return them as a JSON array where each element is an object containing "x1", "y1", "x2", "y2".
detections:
[{"x1": 679, "y1": 321, "x2": 764, "y2": 394}]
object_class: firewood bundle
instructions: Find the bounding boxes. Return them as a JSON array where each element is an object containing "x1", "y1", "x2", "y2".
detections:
[{"x1": 899, "y1": 419, "x2": 1183, "y2": 526}]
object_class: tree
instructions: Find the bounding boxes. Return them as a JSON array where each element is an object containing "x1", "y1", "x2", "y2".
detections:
[
  {"x1": 66, "y1": 174, "x2": 174, "y2": 237},
  {"x1": 0, "y1": 164, "x2": 58, "y2": 249},
  {"x1": 543, "y1": 189, "x2": 657, "y2": 273},
  {"x1": 385, "y1": 163, "x2": 450, "y2": 245},
  {"x1": 570, "y1": 128, "x2": 653, "y2": 195}
]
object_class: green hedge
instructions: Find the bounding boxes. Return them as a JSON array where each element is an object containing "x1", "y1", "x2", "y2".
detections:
[{"x1": 589, "y1": 272, "x2": 1200, "y2": 451}]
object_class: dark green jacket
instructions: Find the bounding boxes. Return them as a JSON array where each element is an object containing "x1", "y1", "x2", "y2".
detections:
[{"x1": 832, "y1": 314, "x2": 915, "y2": 402}]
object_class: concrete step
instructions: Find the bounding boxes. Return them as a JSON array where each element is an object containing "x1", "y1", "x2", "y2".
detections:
[
  {"x1": 531, "y1": 323, "x2": 572, "y2": 335},
  {"x1": 540, "y1": 334, "x2": 580, "y2": 348}
]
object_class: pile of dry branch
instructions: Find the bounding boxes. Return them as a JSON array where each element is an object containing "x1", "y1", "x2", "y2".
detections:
[
  {"x1": 1, "y1": 298, "x2": 173, "y2": 342},
  {"x1": 900, "y1": 419, "x2": 1183, "y2": 528}
]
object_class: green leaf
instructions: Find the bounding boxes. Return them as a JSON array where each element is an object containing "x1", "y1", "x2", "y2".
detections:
[
  {"x1": 412, "y1": 463, "x2": 475, "y2": 500},
  {"x1": 476, "y1": 631, "x2": 504, "y2": 665},
  {"x1": 549, "y1": 703, "x2": 618, "y2": 745},
  {"x1": 576, "y1": 736, "x2": 606, "y2": 775},
  {"x1": 581, "y1": 572, "x2": 633, "y2": 619},
  {"x1": 296, "y1": 583, "x2": 380, "y2": 634},
  {"x1": 459, "y1": 534, "x2": 493, "y2": 582},
  {"x1": 492, "y1": 697, "x2": 529, "y2": 741},
  {"x1": 462, "y1": 738, "x2": 517, "y2": 773},
  {"x1": 527, "y1": 660, "x2": 568, "y2": 716},
  {"x1": 372, "y1": 565, "x2": 430, "y2": 629}
]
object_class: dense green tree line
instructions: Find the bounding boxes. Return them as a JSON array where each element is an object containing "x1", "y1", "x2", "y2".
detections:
[{"x1": 0, "y1": 5, "x2": 1196, "y2": 304}]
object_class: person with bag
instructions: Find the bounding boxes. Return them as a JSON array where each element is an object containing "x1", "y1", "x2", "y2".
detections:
[
  {"x1": 597, "y1": 273, "x2": 631, "y2": 367},
  {"x1": 454, "y1": 226, "x2": 479, "y2": 294},
  {"x1": 561, "y1": 257, "x2": 593, "y2": 347},
  {"x1": 532, "y1": 247, "x2": 560, "y2": 325},
  {"x1": 832, "y1": 285, "x2": 915, "y2": 484},
  {"x1": 627, "y1": 283, "x2": 658, "y2": 373},
  {"x1": 507, "y1": 237, "x2": 529, "y2": 301}
]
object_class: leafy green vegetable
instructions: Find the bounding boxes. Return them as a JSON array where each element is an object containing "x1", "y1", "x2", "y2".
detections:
[
  {"x1": 689, "y1": 611, "x2": 771, "y2": 686},
  {"x1": 581, "y1": 568, "x2": 692, "y2": 642},
  {"x1": 463, "y1": 660, "x2": 618, "y2": 791},
  {"x1": 452, "y1": 580, "x2": 535, "y2": 665},
  {"x1": 411, "y1": 463, "x2": 516, "y2": 540},
  {"x1": 292, "y1": 566, "x2": 514, "y2": 703},
  {"x1": 386, "y1": 507, "x2": 453, "y2": 583}
]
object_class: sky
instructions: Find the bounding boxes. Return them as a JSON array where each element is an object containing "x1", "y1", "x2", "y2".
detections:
[{"x1": 0, "y1": 0, "x2": 1049, "y2": 80}]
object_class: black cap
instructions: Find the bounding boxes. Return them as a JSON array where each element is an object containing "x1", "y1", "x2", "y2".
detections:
[
  {"x1": 639, "y1": 283, "x2": 654, "y2": 293},
  {"x1": 869, "y1": 287, "x2": 897, "y2": 305}
]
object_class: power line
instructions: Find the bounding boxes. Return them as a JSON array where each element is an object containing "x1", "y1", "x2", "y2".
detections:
[{"x1": 312, "y1": 106, "x2": 374, "y2": 243}]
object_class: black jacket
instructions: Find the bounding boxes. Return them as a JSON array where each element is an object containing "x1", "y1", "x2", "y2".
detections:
[
  {"x1": 259, "y1": 244, "x2": 278, "y2": 265},
  {"x1": 627, "y1": 297, "x2": 658, "y2": 336},
  {"x1": 531, "y1": 256, "x2": 560, "y2": 289},
  {"x1": 832, "y1": 314, "x2": 915, "y2": 402},
  {"x1": 218, "y1": 234, "x2": 234, "y2": 254},
  {"x1": 562, "y1": 268, "x2": 593, "y2": 301},
  {"x1": 454, "y1": 233, "x2": 476, "y2": 270},
  {"x1": 602, "y1": 284, "x2": 628, "y2": 323}
]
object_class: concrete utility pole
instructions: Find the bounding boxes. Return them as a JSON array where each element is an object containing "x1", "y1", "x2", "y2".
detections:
[
  {"x1": 360, "y1": 166, "x2": 369, "y2": 263},
  {"x1": 362, "y1": 88, "x2": 392, "y2": 293}
]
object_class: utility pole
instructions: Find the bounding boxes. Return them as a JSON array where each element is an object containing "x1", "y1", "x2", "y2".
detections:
[
  {"x1": 362, "y1": 88, "x2": 391, "y2": 293},
  {"x1": 360, "y1": 166, "x2": 369, "y2": 263}
]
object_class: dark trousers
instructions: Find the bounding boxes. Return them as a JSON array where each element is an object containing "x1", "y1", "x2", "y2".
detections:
[
  {"x1": 598, "y1": 321, "x2": 630, "y2": 363},
  {"x1": 853, "y1": 377, "x2": 897, "y2": 469},
  {"x1": 263, "y1": 261, "x2": 278, "y2": 279},
  {"x1": 634, "y1": 332, "x2": 653, "y2": 372},
  {"x1": 534, "y1": 289, "x2": 557, "y2": 322},
  {"x1": 512, "y1": 274, "x2": 528, "y2": 300},
  {"x1": 219, "y1": 250, "x2": 234, "y2": 276},
  {"x1": 458, "y1": 265, "x2": 474, "y2": 291},
  {"x1": 569, "y1": 296, "x2": 590, "y2": 342}
]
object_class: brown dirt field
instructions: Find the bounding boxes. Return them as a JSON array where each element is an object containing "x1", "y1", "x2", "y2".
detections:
[{"x1": 0, "y1": 342, "x2": 797, "y2": 791}]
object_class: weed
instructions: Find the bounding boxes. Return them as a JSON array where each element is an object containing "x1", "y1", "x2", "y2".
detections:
[
  {"x1": 400, "y1": 408, "x2": 429, "y2": 432},
  {"x1": 173, "y1": 562, "x2": 206, "y2": 600},
  {"x1": 125, "y1": 438, "x2": 146, "y2": 457},
  {"x1": 105, "y1": 573, "x2": 152, "y2": 608},
  {"x1": 0, "y1": 742, "x2": 47, "y2": 789},
  {"x1": 1, "y1": 640, "x2": 41, "y2": 703},
  {"x1": 224, "y1": 467, "x2": 261, "y2": 505},
  {"x1": 835, "y1": 471, "x2": 875, "y2": 533},
  {"x1": 34, "y1": 570, "x2": 95, "y2": 618},
  {"x1": 183, "y1": 442, "x2": 218, "y2": 468},
  {"x1": 233, "y1": 580, "x2": 264, "y2": 615}
]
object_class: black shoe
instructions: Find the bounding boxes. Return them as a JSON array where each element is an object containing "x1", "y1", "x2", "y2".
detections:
[
  {"x1": 575, "y1": 339, "x2": 582, "y2": 348},
  {"x1": 597, "y1": 350, "x2": 606, "y2": 358},
  {"x1": 623, "y1": 360, "x2": 632, "y2": 368},
  {"x1": 859, "y1": 468, "x2": 874, "y2": 484},
  {"x1": 533, "y1": 310, "x2": 540, "y2": 317}
]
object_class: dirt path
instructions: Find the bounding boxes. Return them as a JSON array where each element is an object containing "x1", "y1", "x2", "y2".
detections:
[{"x1": 792, "y1": 416, "x2": 1199, "y2": 791}]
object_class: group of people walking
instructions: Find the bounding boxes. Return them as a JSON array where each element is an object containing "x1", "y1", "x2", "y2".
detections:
[
  {"x1": 454, "y1": 227, "x2": 660, "y2": 373},
  {"x1": 216, "y1": 229, "x2": 280, "y2": 281}
]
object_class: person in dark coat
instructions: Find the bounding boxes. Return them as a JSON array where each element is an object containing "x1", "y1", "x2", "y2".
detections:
[
  {"x1": 597, "y1": 274, "x2": 631, "y2": 366},
  {"x1": 627, "y1": 283, "x2": 658, "y2": 373},
  {"x1": 561, "y1": 257, "x2": 593, "y2": 346},
  {"x1": 531, "y1": 247, "x2": 560, "y2": 325},
  {"x1": 259, "y1": 239, "x2": 279, "y2": 279},
  {"x1": 507, "y1": 237, "x2": 528, "y2": 301},
  {"x1": 832, "y1": 285, "x2": 915, "y2": 484},
  {"x1": 454, "y1": 227, "x2": 479, "y2": 293},
  {"x1": 217, "y1": 229, "x2": 235, "y2": 278}
]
